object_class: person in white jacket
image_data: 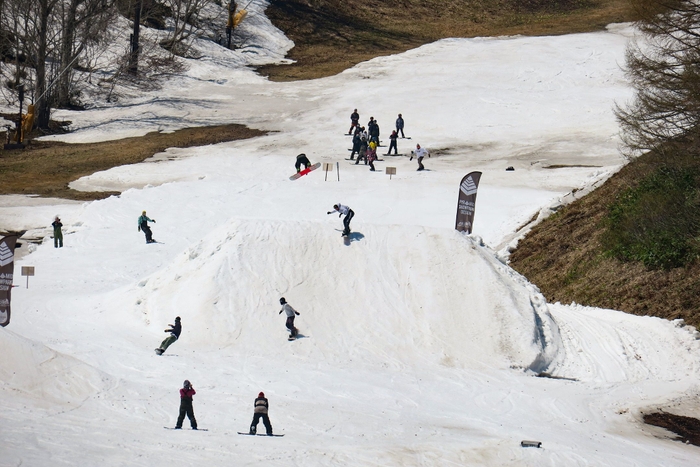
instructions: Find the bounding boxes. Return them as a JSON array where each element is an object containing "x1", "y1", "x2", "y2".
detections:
[
  {"x1": 410, "y1": 144, "x2": 430, "y2": 171},
  {"x1": 279, "y1": 297, "x2": 300, "y2": 338},
  {"x1": 328, "y1": 204, "x2": 355, "y2": 236}
]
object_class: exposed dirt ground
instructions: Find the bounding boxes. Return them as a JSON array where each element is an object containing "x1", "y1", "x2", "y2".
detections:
[{"x1": 644, "y1": 412, "x2": 700, "y2": 447}]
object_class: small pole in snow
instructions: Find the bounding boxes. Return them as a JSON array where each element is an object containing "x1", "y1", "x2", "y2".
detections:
[
  {"x1": 322, "y1": 163, "x2": 333, "y2": 182},
  {"x1": 386, "y1": 167, "x2": 396, "y2": 180},
  {"x1": 336, "y1": 162, "x2": 340, "y2": 181}
]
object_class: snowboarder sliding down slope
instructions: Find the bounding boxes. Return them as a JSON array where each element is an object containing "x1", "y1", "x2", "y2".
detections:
[
  {"x1": 295, "y1": 153, "x2": 312, "y2": 173},
  {"x1": 138, "y1": 210, "x2": 156, "y2": 243},
  {"x1": 249, "y1": 392, "x2": 273, "y2": 435},
  {"x1": 175, "y1": 380, "x2": 198, "y2": 430},
  {"x1": 410, "y1": 144, "x2": 430, "y2": 171},
  {"x1": 328, "y1": 204, "x2": 354, "y2": 237},
  {"x1": 279, "y1": 297, "x2": 300, "y2": 339},
  {"x1": 156, "y1": 316, "x2": 181, "y2": 355}
]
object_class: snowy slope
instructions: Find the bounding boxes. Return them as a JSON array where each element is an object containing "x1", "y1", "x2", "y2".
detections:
[{"x1": 1, "y1": 8, "x2": 699, "y2": 467}]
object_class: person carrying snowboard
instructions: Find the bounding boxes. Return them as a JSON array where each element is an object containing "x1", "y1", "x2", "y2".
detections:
[
  {"x1": 175, "y1": 379, "x2": 197, "y2": 430},
  {"x1": 249, "y1": 391, "x2": 273, "y2": 435},
  {"x1": 138, "y1": 210, "x2": 156, "y2": 243},
  {"x1": 52, "y1": 216, "x2": 63, "y2": 248},
  {"x1": 328, "y1": 204, "x2": 354, "y2": 237},
  {"x1": 295, "y1": 153, "x2": 312, "y2": 173},
  {"x1": 156, "y1": 316, "x2": 181, "y2": 355},
  {"x1": 278, "y1": 297, "x2": 300, "y2": 338}
]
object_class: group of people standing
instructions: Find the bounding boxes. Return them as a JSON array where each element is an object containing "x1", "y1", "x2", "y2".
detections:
[{"x1": 348, "y1": 109, "x2": 428, "y2": 171}]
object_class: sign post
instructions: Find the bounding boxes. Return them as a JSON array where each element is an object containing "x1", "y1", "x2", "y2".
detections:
[
  {"x1": 385, "y1": 167, "x2": 396, "y2": 180},
  {"x1": 323, "y1": 162, "x2": 333, "y2": 181},
  {"x1": 21, "y1": 266, "x2": 34, "y2": 288}
]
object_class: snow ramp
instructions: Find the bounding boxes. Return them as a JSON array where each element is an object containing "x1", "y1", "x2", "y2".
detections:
[{"x1": 114, "y1": 219, "x2": 560, "y2": 371}]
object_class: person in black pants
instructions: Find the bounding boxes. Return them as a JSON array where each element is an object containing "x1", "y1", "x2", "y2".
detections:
[
  {"x1": 250, "y1": 392, "x2": 273, "y2": 435},
  {"x1": 328, "y1": 204, "x2": 354, "y2": 236},
  {"x1": 396, "y1": 113, "x2": 405, "y2": 138},
  {"x1": 295, "y1": 153, "x2": 312, "y2": 173},
  {"x1": 175, "y1": 380, "x2": 197, "y2": 429},
  {"x1": 386, "y1": 130, "x2": 398, "y2": 155}
]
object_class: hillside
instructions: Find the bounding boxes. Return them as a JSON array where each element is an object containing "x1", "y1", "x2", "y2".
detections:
[{"x1": 260, "y1": 0, "x2": 635, "y2": 80}]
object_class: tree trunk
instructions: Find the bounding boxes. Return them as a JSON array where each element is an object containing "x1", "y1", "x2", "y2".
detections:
[
  {"x1": 36, "y1": 0, "x2": 51, "y2": 129},
  {"x1": 129, "y1": 0, "x2": 142, "y2": 74},
  {"x1": 57, "y1": 0, "x2": 79, "y2": 107}
]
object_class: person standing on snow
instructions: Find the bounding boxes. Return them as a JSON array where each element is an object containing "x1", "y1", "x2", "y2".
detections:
[
  {"x1": 348, "y1": 109, "x2": 360, "y2": 135},
  {"x1": 410, "y1": 144, "x2": 430, "y2": 171},
  {"x1": 396, "y1": 113, "x2": 405, "y2": 138},
  {"x1": 249, "y1": 391, "x2": 273, "y2": 435},
  {"x1": 52, "y1": 216, "x2": 63, "y2": 248},
  {"x1": 349, "y1": 131, "x2": 361, "y2": 160},
  {"x1": 295, "y1": 153, "x2": 312, "y2": 173},
  {"x1": 328, "y1": 203, "x2": 354, "y2": 236},
  {"x1": 369, "y1": 119, "x2": 380, "y2": 145},
  {"x1": 138, "y1": 210, "x2": 156, "y2": 243},
  {"x1": 175, "y1": 380, "x2": 198, "y2": 430},
  {"x1": 367, "y1": 141, "x2": 378, "y2": 171},
  {"x1": 156, "y1": 316, "x2": 181, "y2": 355},
  {"x1": 386, "y1": 130, "x2": 398, "y2": 155},
  {"x1": 279, "y1": 297, "x2": 300, "y2": 338}
]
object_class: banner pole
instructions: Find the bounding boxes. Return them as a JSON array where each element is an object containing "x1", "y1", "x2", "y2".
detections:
[{"x1": 337, "y1": 162, "x2": 340, "y2": 181}]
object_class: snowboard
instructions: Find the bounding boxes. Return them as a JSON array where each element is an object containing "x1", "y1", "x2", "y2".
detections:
[
  {"x1": 289, "y1": 162, "x2": 321, "y2": 180},
  {"x1": 164, "y1": 427, "x2": 208, "y2": 431},
  {"x1": 237, "y1": 432, "x2": 285, "y2": 437}
]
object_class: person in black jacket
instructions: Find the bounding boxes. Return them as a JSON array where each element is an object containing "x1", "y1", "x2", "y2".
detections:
[
  {"x1": 295, "y1": 153, "x2": 312, "y2": 173},
  {"x1": 52, "y1": 216, "x2": 63, "y2": 248},
  {"x1": 348, "y1": 109, "x2": 360, "y2": 135},
  {"x1": 386, "y1": 130, "x2": 398, "y2": 155},
  {"x1": 249, "y1": 392, "x2": 273, "y2": 435},
  {"x1": 156, "y1": 317, "x2": 181, "y2": 355},
  {"x1": 396, "y1": 113, "x2": 405, "y2": 138}
]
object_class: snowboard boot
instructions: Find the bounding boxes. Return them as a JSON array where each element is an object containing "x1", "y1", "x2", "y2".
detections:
[
  {"x1": 155, "y1": 348, "x2": 164, "y2": 355},
  {"x1": 249, "y1": 426, "x2": 256, "y2": 435}
]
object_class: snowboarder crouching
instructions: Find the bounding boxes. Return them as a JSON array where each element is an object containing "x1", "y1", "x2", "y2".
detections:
[
  {"x1": 410, "y1": 144, "x2": 430, "y2": 171},
  {"x1": 156, "y1": 316, "x2": 181, "y2": 355},
  {"x1": 295, "y1": 153, "x2": 312, "y2": 173},
  {"x1": 279, "y1": 297, "x2": 300, "y2": 338},
  {"x1": 250, "y1": 392, "x2": 273, "y2": 435},
  {"x1": 175, "y1": 380, "x2": 197, "y2": 429},
  {"x1": 328, "y1": 204, "x2": 354, "y2": 237},
  {"x1": 138, "y1": 210, "x2": 156, "y2": 243}
]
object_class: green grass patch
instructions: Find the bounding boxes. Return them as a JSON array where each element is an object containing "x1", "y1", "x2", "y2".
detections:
[{"x1": 602, "y1": 166, "x2": 700, "y2": 270}]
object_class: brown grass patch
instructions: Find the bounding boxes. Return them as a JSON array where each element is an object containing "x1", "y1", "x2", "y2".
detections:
[
  {"x1": 0, "y1": 124, "x2": 266, "y2": 201},
  {"x1": 258, "y1": 0, "x2": 636, "y2": 81},
  {"x1": 509, "y1": 145, "x2": 700, "y2": 328},
  {"x1": 644, "y1": 412, "x2": 700, "y2": 447}
]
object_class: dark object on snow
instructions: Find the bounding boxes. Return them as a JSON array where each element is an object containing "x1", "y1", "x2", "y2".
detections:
[
  {"x1": 520, "y1": 440, "x2": 542, "y2": 448},
  {"x1": 506, "y1": 166, "x2": 515, "y2": 171}
]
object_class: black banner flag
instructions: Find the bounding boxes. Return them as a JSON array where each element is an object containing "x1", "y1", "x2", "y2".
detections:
[
  {"x1": 0, "y1": 235, "x2": 19, "y2": 327},
  {"x1": 455, "y1": 172, "x2": 482, "y2": 234}
]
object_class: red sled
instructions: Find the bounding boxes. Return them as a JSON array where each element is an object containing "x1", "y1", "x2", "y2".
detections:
[{"x1": 289, "y1": 162, "x2": 321, "y2": 180}]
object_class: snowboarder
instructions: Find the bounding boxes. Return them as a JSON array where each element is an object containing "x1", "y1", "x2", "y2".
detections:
[
  {"x1": 138, "y1": 210, "x2": 156, "y2": 243},
  {"x1": 367, "y1": 141, "x2": 378, "y2": 171},
  {"x1": 279, "y1": 297, "x2": 300, "y2": 338},
  {"x1": 410, "y1": 144, "x2": 430, "y2": 171},
  {"x1": 295, "y1": 153, "x2": 312, "y2": 173},
  {"x1": 369, "y1": 119, "x2": 380, "y2": 145},
  {"x1": 386, "y1": 130, "x2": 398, "y2": 155},
  {"x1": 175, "y1": 380, "x2": 198, "y2": 430},
  {"x1": 52, "y1": 216, "x2": 63, "y2": 248},
  {"x1": 349, "y1": 132, "x2": 361, "y2": 160},
  {"x1": 156, "y1": 316, "x2": 181, "y2": 355},
  {"x1": 355, "y1": 135, "x2": 368, "y2": 165},
  {"x1": 328, "y1": 204, "x2": 354, "y2": 237},
  {"x1": 348, "y1": 109, "x2": 360, "y2": 135},
  {"x1": 396, "y1": 113, "x2": 405, "y2": 138},
  {"x1": 249, "y1": 392, "x2": 273, "y2": 435}
]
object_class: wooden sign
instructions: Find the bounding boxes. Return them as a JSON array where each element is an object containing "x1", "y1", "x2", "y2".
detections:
[
  {"x1": 385, "y1": 167, "x2": 396, "y2": 180},
  {"x1": 21, "y1": 266, "x2": 34, "y2": 288}
]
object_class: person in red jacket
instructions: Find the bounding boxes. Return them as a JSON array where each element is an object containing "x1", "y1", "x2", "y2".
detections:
[{"x1": 175, "y1": 380, "x2": 198, "y2": 429}]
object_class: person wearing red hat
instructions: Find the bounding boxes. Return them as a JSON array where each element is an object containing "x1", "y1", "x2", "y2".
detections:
[{"x1": 249, "y1": 392, "x2": 273, "y2": 435}]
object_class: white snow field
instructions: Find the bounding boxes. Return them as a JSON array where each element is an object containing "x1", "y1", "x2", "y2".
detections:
[{"x1": 1, "y1": 4, "x2": 699, "y2": 465}]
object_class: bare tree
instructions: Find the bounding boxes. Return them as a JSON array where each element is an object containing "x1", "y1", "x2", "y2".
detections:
[
  {"x1": 159, "y1": 0, "x2": 212, "y2": 56},
  {"x1": 615, "y1": 0, "x2": 700, "y2": 156}
]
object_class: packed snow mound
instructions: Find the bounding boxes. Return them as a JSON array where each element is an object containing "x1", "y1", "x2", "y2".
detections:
[
  {"x1": 0, "y1": 329, "x2": 111, "y2": 407},
  {"x1": 111, "y1": 219, "x2": 560, "y2": 371}
]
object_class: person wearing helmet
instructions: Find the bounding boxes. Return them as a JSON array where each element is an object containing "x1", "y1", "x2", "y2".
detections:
[
  {"x1": 156, "y1": 317, "x2": 181, "y2": 355},
  {"x1": 327, "y1": 203, "x2": 354, "y2": 237},
  {"x1": 249, "y1": 392, "x2": 273, "y2": 435},
  {"x1": 137, "y1": 210, "x2": 156, "y2": 244},
  {"x1": 278, "y1": 298, "x2": 300, "y2": 339},
  {"x1": 175, "y1": 379, "x2": 197, "y2": 430}
]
